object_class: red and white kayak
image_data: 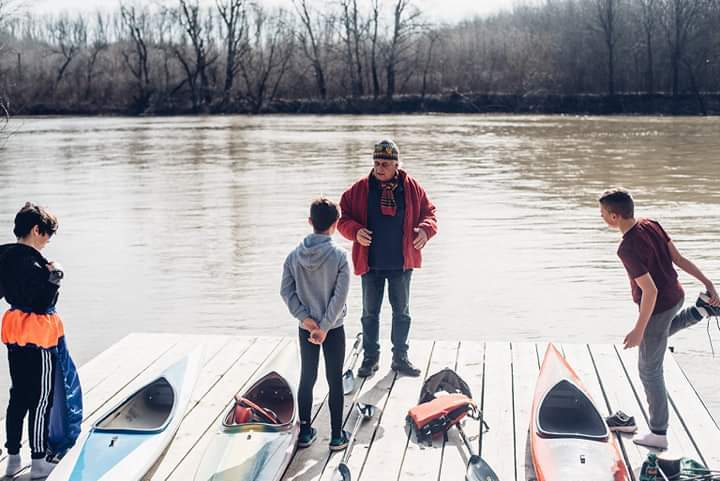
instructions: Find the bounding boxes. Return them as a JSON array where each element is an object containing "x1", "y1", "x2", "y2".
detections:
[{"x1": 530, "y1": 344, "x2": 627, "y2": 481}]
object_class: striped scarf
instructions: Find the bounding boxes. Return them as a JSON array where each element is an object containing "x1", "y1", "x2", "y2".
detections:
[{"x1": 380, "y1": 176, "x2": 399, "y2": 216}]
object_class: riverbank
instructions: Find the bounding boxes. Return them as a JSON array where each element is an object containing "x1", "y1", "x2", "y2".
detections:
[{"x1": 11, "y1": 91, "x2": 720, "y2": 116}]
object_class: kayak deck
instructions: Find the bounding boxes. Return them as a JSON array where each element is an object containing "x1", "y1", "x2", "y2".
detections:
[{"x1": 1, "y1": 334, "x2": 718, "y2": 481}]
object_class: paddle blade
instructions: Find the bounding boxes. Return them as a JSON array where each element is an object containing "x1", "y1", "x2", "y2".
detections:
[
  {"x1": 343, "y1": 369, "x2": 356, "y2": 395},
  {"x1": 356, "y1": 403, "x2": 378, "y2": 419},
  {"x1": 333, "y1": 462, "x2": 351, "y2": 481},
  {"x1": 466, "y1": 455, "x2": 500, "y2": 481}
]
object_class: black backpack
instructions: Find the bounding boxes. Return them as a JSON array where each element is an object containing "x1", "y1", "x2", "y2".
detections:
[{"x1": 418, "y1": 368, "x2": 473, "y2": 404}]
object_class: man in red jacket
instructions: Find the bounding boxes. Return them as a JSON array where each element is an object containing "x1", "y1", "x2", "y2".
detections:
[{"x1": 338, "y1": 139, "x2": 437, "y2": 377}]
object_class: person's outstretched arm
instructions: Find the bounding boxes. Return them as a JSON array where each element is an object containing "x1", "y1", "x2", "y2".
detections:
[
  {"x1": 624, "y1": 273, "x2": 658, "y2": 349},
  {"x1": 668, "y1": 240, "x2": 720, "y2": 305}
]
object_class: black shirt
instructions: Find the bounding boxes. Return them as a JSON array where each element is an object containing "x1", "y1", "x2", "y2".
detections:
[
  {"x1": 0, "y1": 243, "x2": 60, "y2": 313},
  {"x1": 367, "y1": 176, "x2": 405, "y2": 270}
]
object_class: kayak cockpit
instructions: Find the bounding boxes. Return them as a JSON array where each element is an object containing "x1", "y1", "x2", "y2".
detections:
[
  {"x1": 94, "y1": 377, "x2": 175, "y2": 433},
  {"x1": 224, "y1": 372, "x2": 294, "y2": 428},
  {"x1": 537, "y1": 380, "x2": 608, "y2": 440}
]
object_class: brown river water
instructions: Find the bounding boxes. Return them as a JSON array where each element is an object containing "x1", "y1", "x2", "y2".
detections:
[{"x1": 1, "y1": 114, "x2": 719, "y2": 419}]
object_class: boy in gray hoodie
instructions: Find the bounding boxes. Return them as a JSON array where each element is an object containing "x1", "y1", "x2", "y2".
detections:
[{"x1": 281, "y1": 197, "x2": 351, "y2": 451}]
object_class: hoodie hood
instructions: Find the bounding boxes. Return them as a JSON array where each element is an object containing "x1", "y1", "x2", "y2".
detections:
[{"x1": 296, "y1": 234, "x2": 336, "y2": 271}]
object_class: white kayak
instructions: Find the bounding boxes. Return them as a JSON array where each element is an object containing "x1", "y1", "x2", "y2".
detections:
[
  {"x1": 193, "y1": 341, "x2": 299, "y2": 481},
  {"x1": 530, "y1": 343, "x2": 628, "y2": 481},
  {"x1": 48, "y1": 347, "x2": 203, "y2": 481}
]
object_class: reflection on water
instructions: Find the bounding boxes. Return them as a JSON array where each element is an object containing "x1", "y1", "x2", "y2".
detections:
[{"x1": 1, "y1": 115, "x2": 719, "y2": 414}]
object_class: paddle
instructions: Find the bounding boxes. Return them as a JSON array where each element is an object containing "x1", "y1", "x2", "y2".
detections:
[
  {"x1": 332, "y1": 402, "x2": 378, "y2": 481},
  {"x1": 455, "y1": 421, "x2": 500, "y2": 481},
  {"x1": 342, "y1": 333, "x2": 363, "y2": 395}
]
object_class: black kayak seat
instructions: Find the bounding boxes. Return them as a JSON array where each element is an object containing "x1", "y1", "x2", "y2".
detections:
[{"x1": 537, "y1": 380, "x2": 608, "y2": 440}]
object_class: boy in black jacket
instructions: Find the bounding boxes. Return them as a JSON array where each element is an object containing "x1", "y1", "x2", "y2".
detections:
[{"x1": 0, "y1": 202, "x2": 64, "y2": 479}]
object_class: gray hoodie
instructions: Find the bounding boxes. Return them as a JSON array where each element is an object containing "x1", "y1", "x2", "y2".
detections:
[{"x1": 281, "y1": 233, "x2": 350, "y2": 332}]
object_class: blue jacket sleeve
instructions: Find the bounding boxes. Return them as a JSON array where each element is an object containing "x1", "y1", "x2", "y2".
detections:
[
  {"x1": 319, "y1": 252, "x2": 350, "y2": 332},
  {"x1": 280, "y1": 256, "x2": 310, "y2": 322}
]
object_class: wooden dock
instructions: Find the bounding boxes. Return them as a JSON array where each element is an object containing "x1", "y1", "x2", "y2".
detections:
[{"x1": 1, "y1": 333, "x2": 718, "y2": 480}]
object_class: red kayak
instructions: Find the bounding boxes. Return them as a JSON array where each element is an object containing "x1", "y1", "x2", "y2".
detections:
[{"x1": 530, "y1": 344, "x2": 627, "y2": 481}]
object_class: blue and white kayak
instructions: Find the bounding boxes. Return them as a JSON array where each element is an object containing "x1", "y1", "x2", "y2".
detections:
[
  {"x1": 48, "y1": 347, "x2": 203, "y2": 481},
  {"x1": 193, "y1": 341, "x2": 299, "y2": 481}
]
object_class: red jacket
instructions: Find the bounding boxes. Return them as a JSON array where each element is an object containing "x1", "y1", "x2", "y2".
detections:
[{"x1": 338, "y1": 170, "x2": 438, "y2": 276}]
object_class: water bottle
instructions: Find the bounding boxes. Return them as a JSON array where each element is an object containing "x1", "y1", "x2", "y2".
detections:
[{"x1": 639, "y1": 453, "x2": 658, "y2": 481}]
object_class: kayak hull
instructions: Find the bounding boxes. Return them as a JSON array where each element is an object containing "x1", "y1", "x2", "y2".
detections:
[
  {"x1": 48, "y1": 348, "x2": 202, "y2": 481},
  {"x1": 530, "y1": 344, "x2": 627, "y2": 481},
  {"x1": 193, "y1": 341, "x2": 300, "y2": 481}
]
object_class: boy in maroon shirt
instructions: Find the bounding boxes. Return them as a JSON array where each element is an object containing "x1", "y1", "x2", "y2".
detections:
[{"x1": 599, "y1": 188, "x2": 720, "y2": 449}]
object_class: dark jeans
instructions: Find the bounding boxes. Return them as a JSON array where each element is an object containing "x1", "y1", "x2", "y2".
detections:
[
  {"x1": 361, "y1": 268, "x2": 413, "y2": 359},
  {"x1": 298, "y1": 325, "x2": 345, "y2": 438},
  {"x1": 5, "y1": 346, "x2": 57, "y2": 459}
]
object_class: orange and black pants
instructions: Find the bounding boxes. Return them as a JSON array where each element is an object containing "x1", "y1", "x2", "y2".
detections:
[{"x1": 5, "y1": 345, "x2": 57, "y2": 459}]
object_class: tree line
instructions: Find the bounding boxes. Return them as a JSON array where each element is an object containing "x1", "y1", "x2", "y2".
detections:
[{"x1": 0, "y1": 0, "x2": 718, "y2": 116}]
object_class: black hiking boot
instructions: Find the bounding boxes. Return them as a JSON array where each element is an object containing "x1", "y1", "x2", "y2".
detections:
[
  {"x1": 391, "y1": 354, "x2": 421, "y2": 377},
  {"x1": 357, "y1": 355, "x2": 379, "y2": 378}
]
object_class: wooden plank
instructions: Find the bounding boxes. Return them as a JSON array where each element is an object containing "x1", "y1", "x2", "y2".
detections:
[
  {"x1": 160, "y1": 337, "x2": 289, "y2": 481},
  {"x1": 438, "y1": 340, "x2": 485, "y2": 481},
  {"x1": 616, "y1": 345, "x2": 703, "y2": 460},
  {"x1": 353, "y1": 340, "x2": 434, "y2": 481},
  {"x1": 663, "y1": 352, "x2": 720, "y2": 468},
  {"x1": 588, "y1": 343, "x2": 654, "y2": 479},
  {"x1": 282, "y1": 334, "x2": 369, "y2": 481},
  {"x1": 397, "y1": 341, "x2": 460, "y2": 481},
  {"x1": 562, "y1": 343, "x2": 633, "y2": 481},
  {"x1": 0, "y1": 332, "x2": 184, "y2": 473},
  {"x1": 314, "y1": 347, "x2": 397, "y2": 481},
  {"x1": 478, "y1": 342, "x2": 515, "y2": 481},
  {"x1": 512, "y1": 342, "x2": 539, "y2": 481}
]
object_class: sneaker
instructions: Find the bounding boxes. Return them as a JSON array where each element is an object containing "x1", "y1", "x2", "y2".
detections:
[
  {"x1": 391, "y1": 355, "x2": 421, "y2": 377},
  {"x1": 329, "y1": 429, "x2": 351, "y2": 451},
  {"x1": 5, "y1": 453, "x2": 23, "y2": 477},
  {"x1": 696, "y1": 292, "x2": 720, "y2": 317},
  {"x1": 605, "y1": 410, "x2": 638, "y2": 433},
  {"x1": 30, "y1": 457, "x2": 57, "y2": 479},
  {"x1": 632, "y1": 431, "x2": 668, "y2": 450},
  {"x1": 357, "y1": 355, "x2": 379, "y2": 378},
  {"x1": 297, "y1": 425, "x2": 317, "y2": 448}
]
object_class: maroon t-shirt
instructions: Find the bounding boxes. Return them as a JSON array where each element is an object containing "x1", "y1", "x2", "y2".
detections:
[{"x1": 617, "y1": 219, "x2": 684, "y2": 314}]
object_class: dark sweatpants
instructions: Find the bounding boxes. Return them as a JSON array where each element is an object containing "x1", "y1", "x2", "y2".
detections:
[
  {"x1": 298, "y1": 326, "x2": 345, "y2": 438},
  {"x1": 5, "y1": 346, "x2": 57, "y2": 459}
]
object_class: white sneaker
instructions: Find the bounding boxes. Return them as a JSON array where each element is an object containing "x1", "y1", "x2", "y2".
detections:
[
  {"x1": 5, "y1": 453, "x2": 23, "y2": 477},
  {"x1": 30, "y1": 457, "x2": 57, "y2": 479},
  {"x1": 632, "y1": 431, "x2": 668, "y2": 450}
]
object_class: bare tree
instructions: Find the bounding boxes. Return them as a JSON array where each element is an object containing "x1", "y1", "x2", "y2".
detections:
[
  {"x1": 637, "y1": 0, "x2": 658, "y2": 94},
  {"x1": 294, "y1": 0, "x2": 329, "y2": 99},
  {"x1": 174, "y1": 0, "x2": 218, "y2": 110},
  {"x1": 369, "y1": 0, "x2": 381, "y2": 98},
  {"x1": 661, "y1": 0, "x2": 702, "y2": 97},
  {"x1": 85, "y1": 13, "x2": 109, "y2": 99},
  {"x1": 419, "y1": 28, "x2": 439, "y2": 98},
  {"x1": 120, "y1": 4, "x2": 154, "y2": 111},
  {"x1": 48, "y1": 14, "x2": 87, "y2": 89},
  {"x1": 239, "y1": 5, "x2": 295, "y2": 113},
  {"x1": 385, "y1": 0, "x2": 421, "y2": 99},
  {"x1": 591, "y1": 0, "x2": 621, "y2": 96},
  {"x1": 217, "y1": 0, "x2": 248, "y2": 106},
  {"x1": 0, "y1": 0, "x2": 19, "y2": 146}
]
